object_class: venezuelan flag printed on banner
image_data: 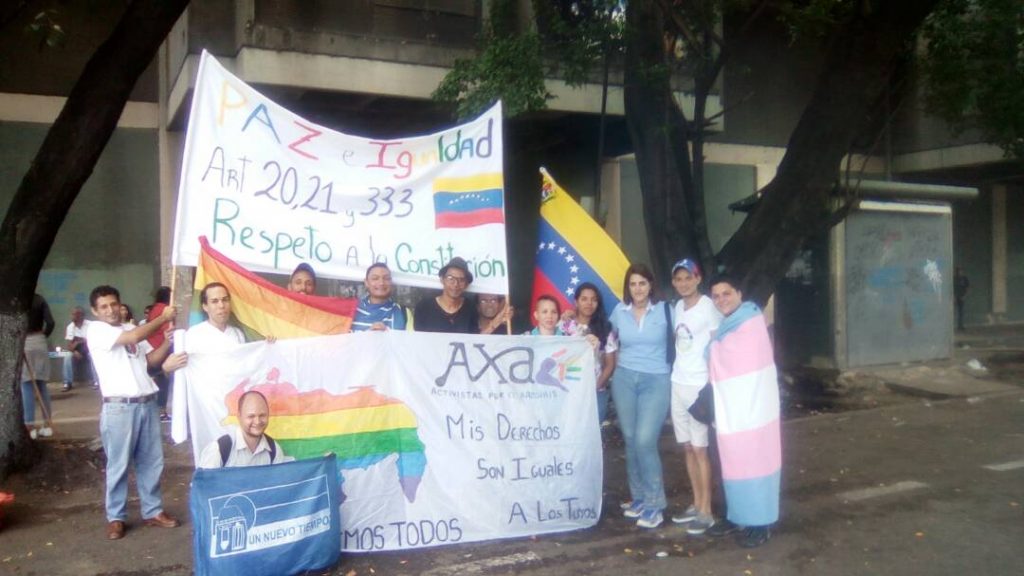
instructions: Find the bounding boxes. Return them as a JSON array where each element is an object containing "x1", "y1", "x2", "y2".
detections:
[
  {"x1": 532, "y1": 168, "x2": 630, "y2": 316},
  {"x1": 432, "y1": 172, "x2": 505, "y2": 228},
  {"x1": 223, "y1": 373, "x2": 426, "y2": 503},
  {"x1": 194, "y1": 236, "x2": 355, "y2": 338}
]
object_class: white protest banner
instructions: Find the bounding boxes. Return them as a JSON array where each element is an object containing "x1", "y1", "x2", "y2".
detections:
[
  {"x1": 182, "y1": 331, "x2": 602, "y2": 551},
  {"x1": 172, "y1": 51, "x2": 508, "y2": 293}
]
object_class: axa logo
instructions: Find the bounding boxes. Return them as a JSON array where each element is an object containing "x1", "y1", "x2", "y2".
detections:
[{"x1": 434, "y1": 343, "x2": 583, "y2": 390}]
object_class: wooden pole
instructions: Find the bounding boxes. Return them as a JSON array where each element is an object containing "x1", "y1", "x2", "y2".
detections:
[{"x1": 21, "y1": 352, "x2": 52, "y2": 430}]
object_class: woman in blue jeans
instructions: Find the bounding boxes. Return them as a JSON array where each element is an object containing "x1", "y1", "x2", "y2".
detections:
[{"x1": 609, "y1": 263, "x2": 672, "y2": 528}]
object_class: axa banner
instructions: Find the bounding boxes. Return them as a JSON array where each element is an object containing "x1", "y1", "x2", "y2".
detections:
[
  {"x1": 181, "y1": 331, "x2": 602, "y2": 552},
  {"x1": 190, "y1": 455, "x2": 341, "y2": 576},
  {"x1": 172, "y1": 51, "x2": 508, "y2": 293}
]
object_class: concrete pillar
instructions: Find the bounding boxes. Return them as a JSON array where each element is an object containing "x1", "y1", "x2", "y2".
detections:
[
  {"x1": 756, "y1": 164, "x2": 778, "y2": 325},
  {"x1": 755, "y1": 163, "x2": 777, "y2": 190},
  {"x1": 991, "y1": 185, "x2": 1007, "y2": 321},
  {"x1": 602, "y1": 160, "x2": 622, "y2": 243}
]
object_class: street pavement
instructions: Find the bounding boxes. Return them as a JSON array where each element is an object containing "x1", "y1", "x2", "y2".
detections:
[{"x1": 2, "y1": 327, "x2": 1022, "y2": 575}]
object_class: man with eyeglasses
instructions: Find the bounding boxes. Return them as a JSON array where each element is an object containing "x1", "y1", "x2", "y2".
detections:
[
  {"x1": 476, "y1": 293, "x2": 515, "y2": 335},
  {"x1": 413, "y1": 257, "x2": 479, "y2": 333}
]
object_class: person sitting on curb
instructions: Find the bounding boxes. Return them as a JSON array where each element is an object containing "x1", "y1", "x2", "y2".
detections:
[
  {"x1": 198, "y1": 391, "x2": 294, "y2": 468},
  {"x1": 62, "y1": 306, "x2": 96, "y2": 391}
]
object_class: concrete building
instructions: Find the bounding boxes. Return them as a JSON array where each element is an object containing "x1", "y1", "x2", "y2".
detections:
[{"x1": 1, "y1": 1, "x2": 1019, "y2": 367}]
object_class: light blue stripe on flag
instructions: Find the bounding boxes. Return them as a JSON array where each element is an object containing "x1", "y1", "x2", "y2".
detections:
[{"x1": 723, "y1": 470, "x2": 781, "y2": 526}]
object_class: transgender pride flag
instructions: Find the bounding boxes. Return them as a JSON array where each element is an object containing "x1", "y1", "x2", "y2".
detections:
[{"x1": 708, "y1": 301, "x2": 781, "y2": 527}]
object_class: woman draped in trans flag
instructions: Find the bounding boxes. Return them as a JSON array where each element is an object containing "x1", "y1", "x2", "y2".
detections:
[{"x1": 706, "y1": 274, "x2": 781, "y2": 548}]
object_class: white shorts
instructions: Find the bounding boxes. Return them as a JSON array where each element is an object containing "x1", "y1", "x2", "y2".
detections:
[{"x1": 670, "y1": 381, "x2": 709, "y2": 447}]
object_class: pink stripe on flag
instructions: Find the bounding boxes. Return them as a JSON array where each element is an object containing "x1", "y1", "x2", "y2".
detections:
[
  {"x1": 709, "y1": 315, "x2": 775, "y2": 382},
  {"x1": 718, "y1": 419, "x2": 782, "y2": 481}
]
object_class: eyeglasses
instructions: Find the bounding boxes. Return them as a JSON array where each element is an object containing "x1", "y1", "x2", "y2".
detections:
[
  {"x1": 479, "y1": 297, "x2": 503, "y2": 304},
  {"x1": 444, "y1": 275, "x2": 468, "y2": 285}
]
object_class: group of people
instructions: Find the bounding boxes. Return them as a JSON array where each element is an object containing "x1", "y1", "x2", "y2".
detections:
[
  {"x1": 607, "y1": 260, "x2": 781, "y2": 549},
  {"x1": 273, "y1": 255, "x2": 781, "y2": 548},
  {"x1": 24, "y1": 253, "x2": 779, "y2": 550}
]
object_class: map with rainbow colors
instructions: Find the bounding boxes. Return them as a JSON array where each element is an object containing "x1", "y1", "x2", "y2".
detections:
[{"x1": 223, "y1": 370, "x2": 427, "y2": 502}]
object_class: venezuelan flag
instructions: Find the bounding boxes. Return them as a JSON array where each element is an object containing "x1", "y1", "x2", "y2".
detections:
[
  {"x1": 223, "y1": 377, "x2": 426, "y2": 503},
  {"x1": 432, "y1": 172, "x2": 505, "y2": 228},
  {"x1": 531, "y1": 168, "x2": 630, "y2": 316},
  {"x1": 193, "y1": 236, "x2": 355, "y2": 338}
]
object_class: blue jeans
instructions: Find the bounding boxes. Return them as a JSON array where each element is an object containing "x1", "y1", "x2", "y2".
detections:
[
  {"x1": 21, "y1": 380, "x2": 51, "y2": 425},
  {"x1": 63, "y1": 353, "x2": 97, "y2": 384},
  {"x1": 100, "y1": 399, "x2": 165, "y2": 522},
  {"x1": 611, "y1": 366, "x2": 671, "y2": 511}
]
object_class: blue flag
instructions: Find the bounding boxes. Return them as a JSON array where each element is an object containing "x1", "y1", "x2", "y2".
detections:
[{"x1": 191, "y1": 455, "x2": 341, "y2": 576}]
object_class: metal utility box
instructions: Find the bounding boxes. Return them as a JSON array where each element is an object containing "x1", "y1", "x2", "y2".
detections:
[{"x1": 776, "y1": 199, "x2": 955, "y2": 369}]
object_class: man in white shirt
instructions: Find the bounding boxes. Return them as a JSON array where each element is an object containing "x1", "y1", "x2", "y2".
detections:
[
  {"x1": 161, "y1": 282, "x2": 246, "y2": 375},
  {"x1": 62, "y1": 306, "x2": 96, "y2": 390},
  {"x1": 198, "y1": 390, "x2": 293, "y2": 468},
  {"x1": 86, "y1": 285, "x2": 180, "y2": 541},
  {"x1": 667, "y1": 259, "x2": 723, "y2": 535}
]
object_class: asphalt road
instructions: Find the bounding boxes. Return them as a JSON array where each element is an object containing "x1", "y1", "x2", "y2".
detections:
[{"x1": 3, "y1": 385, "x2": 1021, "y2": 575}]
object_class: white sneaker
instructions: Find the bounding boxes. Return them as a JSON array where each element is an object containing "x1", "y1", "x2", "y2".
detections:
[
  {"x1": 39, "y1": 427, "x2": 53, "y2": 437},
  {"x1": 29, "y1": 428, "x2": 38, "y2": 439},
  {"x1": 636, "y1": 508, "x2": 664, "y2": 529},
  {"x1": 672, "y1": 505, "x2": 699, "y2": 524}
]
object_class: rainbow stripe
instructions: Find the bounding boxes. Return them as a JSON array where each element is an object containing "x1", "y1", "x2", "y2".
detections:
[
  {"x1": 432, "y1": 173, "x2": 505, "y2": 228},
  {"x1": 531, "y1": 168, "x2": 629, "y2": 317},
  {"x1": 194, "y1": 236, "x2": 355, "y2": 338},
  {"x1": 223, "y1": 378, "x2": 426, "y2": 503}
]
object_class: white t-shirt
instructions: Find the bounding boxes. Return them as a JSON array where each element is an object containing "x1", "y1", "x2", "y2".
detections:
[
  {"x1": 87, "y1": 321, "x2": 157, "y2": 398},
  {"x1": 671, "y1": 295, "x2": 722, "y2": 387},
  {"x1": 65, "y1": 321, "x2": 87, "y2": 342},
  {"x1": 184, "y1": 321, "x2": 245, "y2": 354}
]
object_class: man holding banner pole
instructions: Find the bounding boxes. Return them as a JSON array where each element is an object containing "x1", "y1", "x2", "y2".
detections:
[
  {"x1": 87, "y1": 285, "x2": 180, "y2": 540},
  {"x1": 161, "y1": 282, "x2": 247, "y2": 375},
  {"x1": 476, "y1": 292, "x2": 515, "y2": 335}
]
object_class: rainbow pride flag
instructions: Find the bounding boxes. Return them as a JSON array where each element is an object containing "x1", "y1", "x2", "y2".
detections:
[
  {"x1": 193, "y1": 236, "x2": 355, "y2": 339},
  {"x1": 223, "y1": 370, "x2": 426, "y2": 503},
  {"x1": 531, "y1": 168, "x2": 630, "y2": 315},
  {"x1": 432, "y1": 173, "x2": 505, "y2": 228}
]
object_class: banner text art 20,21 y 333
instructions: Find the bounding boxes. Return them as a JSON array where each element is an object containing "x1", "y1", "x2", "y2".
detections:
[
  {"x1": 181, "y1": 331, "x2": 602, "y2": 552},
  {"x1": 172, "y1": 51, "x2": 508, "y2": 294}
]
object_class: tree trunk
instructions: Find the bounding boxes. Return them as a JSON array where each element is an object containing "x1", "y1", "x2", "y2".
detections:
[
  {"x1": 717, "y1": 0, "x2": 941, "y2": 306},
  {"x1": 0, "y1": 0, "x2": 190, "y2": 479},
  {"x1": 0, "y1": 313, "x2": 36, "y2": 474},
  {"x1": 624, "y1": 0, "x2": 701, "y2": 286}
]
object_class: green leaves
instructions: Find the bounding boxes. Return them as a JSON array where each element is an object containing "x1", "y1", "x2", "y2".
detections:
[
  {"x1": 432, "y1": 30, "x2": 551, "y2": 120},
  {"x1": 432, "y1": 0, "x2": 624, "y2": 119},
  {"x1": 919, "y1": 0, "x2": 1024, "y2": 157}
]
